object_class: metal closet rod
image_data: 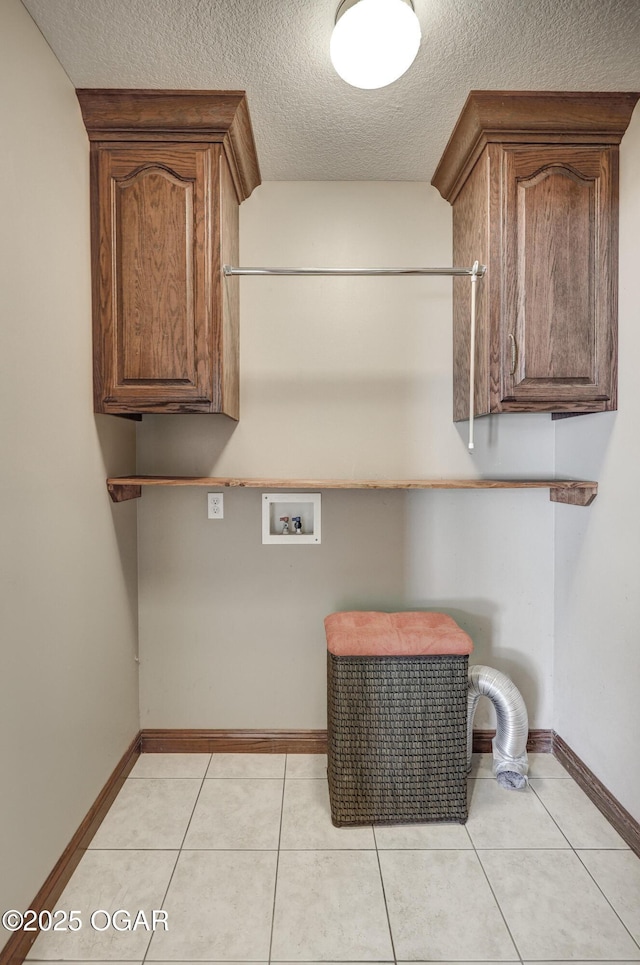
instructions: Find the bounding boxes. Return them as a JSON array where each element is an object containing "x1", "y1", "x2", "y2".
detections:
[
  {"x1": 223, "y1": 265, "x2": 486, "y2": 277},
  {"x1": 223, "y1": 259, "x2": 485, "y2": 453}
]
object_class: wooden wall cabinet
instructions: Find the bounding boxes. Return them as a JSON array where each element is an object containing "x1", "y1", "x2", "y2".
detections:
[
  {"x1": 432, "y1": 91, "x2": 638, "y2": 421},
  {"x1": 77, "y1": 89, "x2": 261, "y2": 417}
]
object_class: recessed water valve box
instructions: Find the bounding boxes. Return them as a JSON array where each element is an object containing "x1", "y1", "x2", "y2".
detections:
[{"x1": 262, "y1": 493, "x2": 321, "y2": 545}]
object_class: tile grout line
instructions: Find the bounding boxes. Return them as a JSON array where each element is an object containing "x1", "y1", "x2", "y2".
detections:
[
  {"x1": 474, "y1": 761, "x2": 639, "y2": 960},
  {"x1": 573, "y1": 850, "x2": 640, "y2": 954},
  {"x1": 529, "y1": 778, "x2": 631, "y2": 850},
  {"x1": 527, "y1": 759, "x2": 639, "y2": 942},
  {"x1": 266, "y1": 754, "x2": 288, "y2": 965},
  {"x1": 139, "y1": 850, "x2": 179, "y2": 965},
  {"x1": 527, "y1": 780, "x2": 575, "y2": 849},
  {"x1": 140, "y1": 767, "x2": 210, "y2": 965},
  {"x1": 129, "y1": 775, "x2": 284, "y2": 780},
  {"x1": 372, "y1": 826, "x2": 398, "y2": 965},
  {"x1": 465, "y1": 788, "x2": 525, "y2": 965}
]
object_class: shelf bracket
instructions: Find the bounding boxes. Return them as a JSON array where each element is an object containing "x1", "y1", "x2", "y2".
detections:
[
  {"x1": 108, "y1": 482, "x2": 142, "y2": 502},
  {"x1": 550, "y1": 485, "x2": 597, "y2": 506}
]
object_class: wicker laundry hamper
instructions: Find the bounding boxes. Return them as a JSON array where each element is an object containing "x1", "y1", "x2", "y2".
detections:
[{"x1": 325, "y1": 611, "x2": 473, "y2": 827}]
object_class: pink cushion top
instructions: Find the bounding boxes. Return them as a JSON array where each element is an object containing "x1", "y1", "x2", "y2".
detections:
[{"x1": 325, "y1": 611, "x2": 473, "y2": 657}]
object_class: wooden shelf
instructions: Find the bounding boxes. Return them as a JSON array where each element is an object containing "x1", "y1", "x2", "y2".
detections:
[{"x1": 106, "y1": 476, "x2": 598, "y2": 506}]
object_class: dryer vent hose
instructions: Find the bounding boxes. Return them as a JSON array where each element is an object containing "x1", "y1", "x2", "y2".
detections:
[{"x1": 467, "y1": 665, "x2": 529, "y2": 789}]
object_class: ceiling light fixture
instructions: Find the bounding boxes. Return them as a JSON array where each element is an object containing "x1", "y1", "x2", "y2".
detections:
[{"x1": 330, "y1": 0, "x2": 421, "y2": 90}]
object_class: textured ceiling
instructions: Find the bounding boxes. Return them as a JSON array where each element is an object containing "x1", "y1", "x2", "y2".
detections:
[{"x1": 21, "y1": 0, "x2": 640, "y2": 181}]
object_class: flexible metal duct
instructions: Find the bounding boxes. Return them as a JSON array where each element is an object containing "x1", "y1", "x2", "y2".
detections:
[{"x1": 467, "y1": 665, "x2": 529, "y2": 789}]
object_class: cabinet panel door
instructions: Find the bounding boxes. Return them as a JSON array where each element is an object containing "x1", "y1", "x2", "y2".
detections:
[
  {"x1": 94, "y1": 145, "x2": 217, "y2": 412},
  {"x1": 501, "y1": 146, "x2": 616, "y2": 410}
]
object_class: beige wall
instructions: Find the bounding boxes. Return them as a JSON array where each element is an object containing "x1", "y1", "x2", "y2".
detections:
[
  {"x1": 554, "y1": 104, "x2": 640, "y2": 823},
  {"x1": 138, "y1": 182, "x2": 556, "y2": 731},
  {"x1": 0, "y1": 0, "x2": 139, "y2": 932}
]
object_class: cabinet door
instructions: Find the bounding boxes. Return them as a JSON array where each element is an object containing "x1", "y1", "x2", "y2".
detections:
[
  {"x1": 93, "y1": 144, "x2": 217, "y2": 413},
  {"x1": 500, "y1": 146, "x2": 617, "y2": 412}
]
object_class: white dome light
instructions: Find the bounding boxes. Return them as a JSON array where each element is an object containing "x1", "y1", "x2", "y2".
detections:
[{"x1": 330, "y1": 0, "x2": 421, "y2": 90}]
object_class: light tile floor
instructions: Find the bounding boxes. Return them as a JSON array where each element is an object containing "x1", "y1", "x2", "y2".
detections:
[{"x1": 26, "y1": 752, "x2": 640, "y2": 964}]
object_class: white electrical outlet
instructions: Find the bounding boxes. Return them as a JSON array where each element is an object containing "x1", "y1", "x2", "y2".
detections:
[{"x1": 207, "y1": 492, "x2": 224, "y2": 519}]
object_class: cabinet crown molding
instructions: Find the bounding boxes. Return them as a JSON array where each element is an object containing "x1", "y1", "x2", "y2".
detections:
[
  {"x1": 432, "y1": 90, "x2": 639, "y2": 203},
  {"x1": 76, "y1": 88, "x2": 261, "y2": 202}
]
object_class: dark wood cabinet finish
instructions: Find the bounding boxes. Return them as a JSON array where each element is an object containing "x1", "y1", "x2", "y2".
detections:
[
  {"x1": 77, "y1": 90, "x2": 260, "y2": 416},
  {"x1": 432, "y1": 91, "x2": 638, "y2": 420}
]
